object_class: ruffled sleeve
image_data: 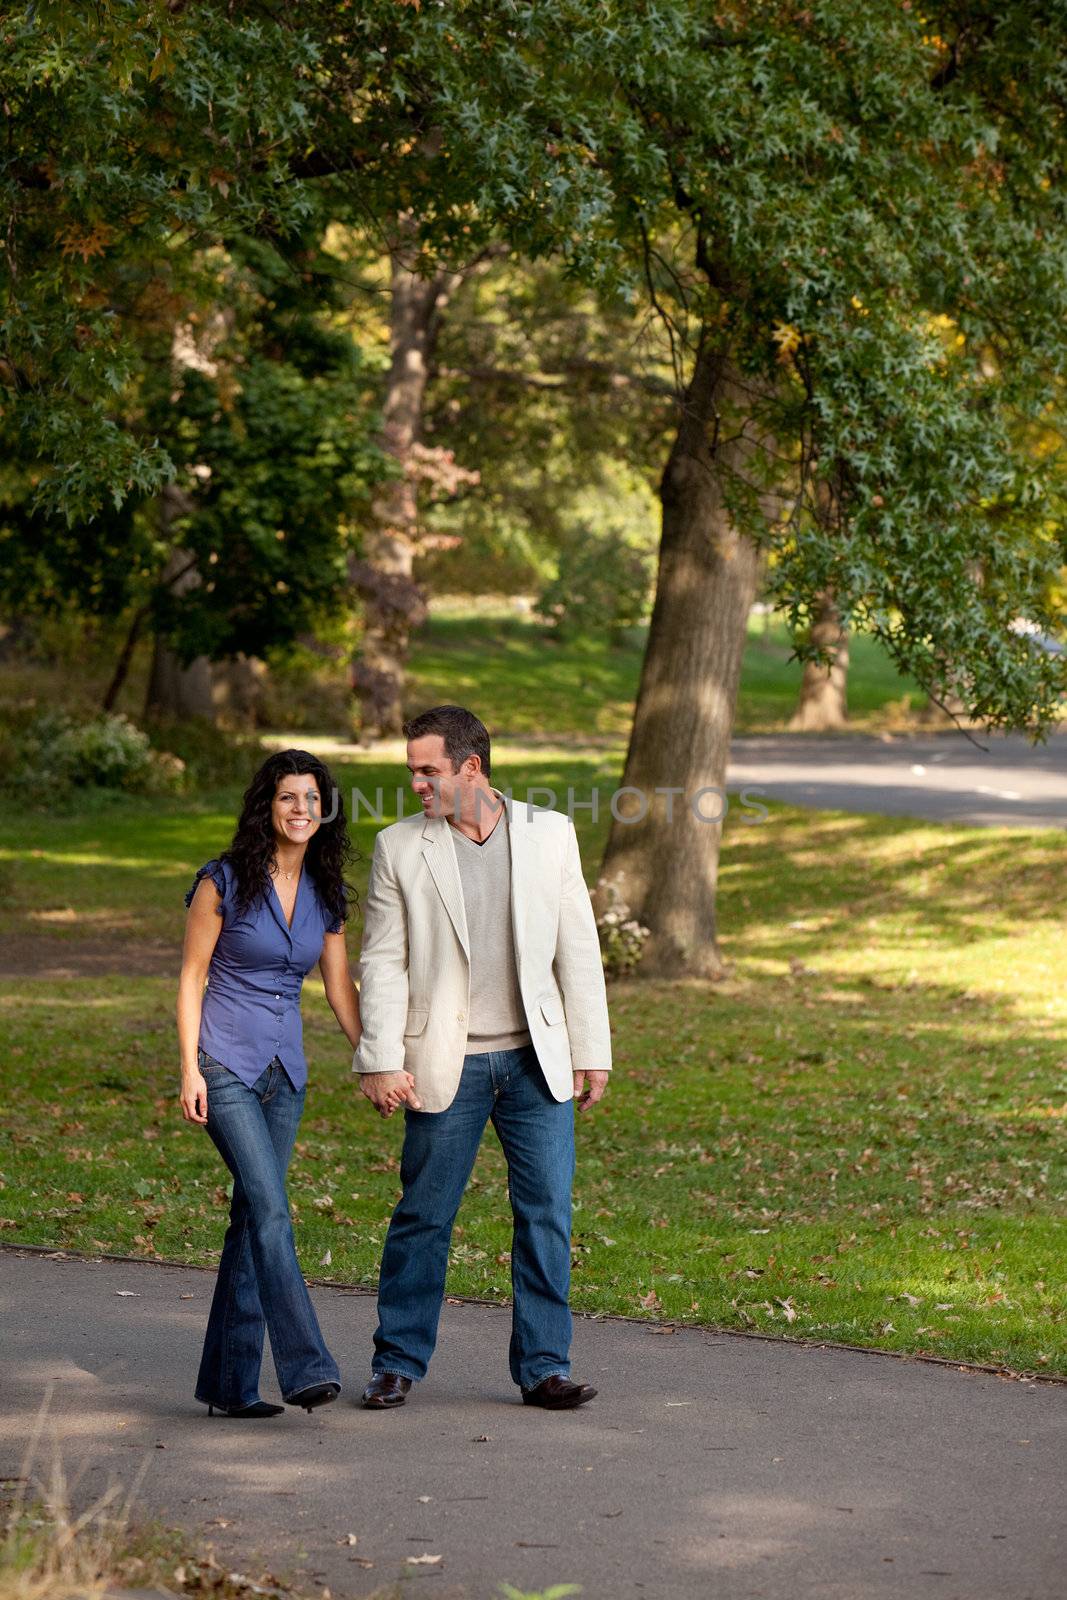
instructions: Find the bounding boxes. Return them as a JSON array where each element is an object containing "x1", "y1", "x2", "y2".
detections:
[{"x1": 185, "y1": 858, "x2": 227, "y2": 914}]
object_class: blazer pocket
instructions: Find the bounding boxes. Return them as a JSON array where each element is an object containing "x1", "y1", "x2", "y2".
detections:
[
  {"x1": 403, "y1": 1007, "x2": 429, "y2": 1036},
  {"x1": 539, "y1": 993, "x2": 566, "y2": 1026}
]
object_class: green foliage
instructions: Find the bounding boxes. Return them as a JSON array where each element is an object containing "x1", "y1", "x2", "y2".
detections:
[
  {"x1": 3, "y1": 711, "x2": 185, "y2": 804},
  {"x1": 0, "y1": 2, "x2": 323, "y2": 520},
  {"x1": 1, "y1": 221, "x2": 386, "y2": 668},
  {"x1": 419, "y1": 257, "x2": 668, "y2": 594},
  {"x1": 538, "y1": 523, "x2": 653, "y2": 643},
  {"x1": 388, "y1": 0, "x2": 1067, "y2": 731},
  {"x1": 5, "y1": 1, "x2": 1067, "y2": 732},
  {"x1": 593, "y1": 876, "x2": 650, "y2": 978},
  {"x1": 151, "y1": 236, "x2": 386, "y2": 664}
]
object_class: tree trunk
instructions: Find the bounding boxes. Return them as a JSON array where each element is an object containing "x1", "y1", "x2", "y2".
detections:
[
  {"x1": 212, "y1": 653, "x2": 268, "y2": 729},
  {"x1": 143, "y1": 537, "x2": 215, "y2": 721},
  {"x1": 351, "y1": 223, "x2": 460, "y2": 740},
  {"x1": 595, "y1": 342, "x2": 779, "y2": 979},
  {"x1": 144, "y1": 632, "x2": 216, "y2": 720},
  {"x1": 788, "y1": 590, "x2": 849, "y2": 731},
  {"x1": 102, "y1": 603, "x2": 149, "y2": 713}
]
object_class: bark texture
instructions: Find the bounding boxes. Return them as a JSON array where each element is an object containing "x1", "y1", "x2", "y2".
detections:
[
  {"x1": 596, "y1": 344, "x2": 781, "y2": 979},
  {"x1": 789, "y1": 589, "x2": 849, "y2": 731}
]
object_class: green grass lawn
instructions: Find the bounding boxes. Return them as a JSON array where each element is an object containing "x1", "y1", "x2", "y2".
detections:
[
  {"x1": 2, "y1": 748, "x2": 1064, "y2": 1378},
  {"x1": 1, "y1": 601, "x2": 926, "y2": 745},
  {"x1": 405, "y1": 601, "x2": 926, "y2": 737}
]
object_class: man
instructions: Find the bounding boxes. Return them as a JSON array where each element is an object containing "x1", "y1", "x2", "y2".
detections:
[{"x1": 353, "y1": 704, "x2": 611, "y2": 1410}]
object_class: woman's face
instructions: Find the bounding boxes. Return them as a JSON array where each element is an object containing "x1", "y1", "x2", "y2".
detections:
[{"x1": 271, "y1": 771, "x2": 322, "y2": 849}]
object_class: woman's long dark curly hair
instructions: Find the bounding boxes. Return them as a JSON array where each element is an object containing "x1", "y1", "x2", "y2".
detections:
[{"x1": 221, "y1": 750, "x2": 357, "y2": 928}]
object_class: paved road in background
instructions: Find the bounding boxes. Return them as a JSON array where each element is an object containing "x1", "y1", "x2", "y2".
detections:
[
  {"x1": 2, "y1": 1249, "x2": 1063, "y2": 1600},
  {"x1": 726, "y1": 731, "x2": 1067, "y2": 828}
]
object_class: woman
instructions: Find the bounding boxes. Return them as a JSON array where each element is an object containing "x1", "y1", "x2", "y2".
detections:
[{"x1": 177, "y1": 749, "x2": 402, "y2": 1418}]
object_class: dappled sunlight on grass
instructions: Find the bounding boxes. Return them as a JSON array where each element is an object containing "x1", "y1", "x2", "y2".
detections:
[
  {"x1": 3, "y1": 754, "x2": 1067, "y2": 1373},
  {"x1": 988, "y1": 1104, "x2": 1067, "y2": 1120}
]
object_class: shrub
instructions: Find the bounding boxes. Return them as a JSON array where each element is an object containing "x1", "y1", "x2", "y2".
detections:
[
  {"x1": 143, "y1": 716, "x2": 262, "y2": 789},
  {"x1": 4, "y1": 712, "x2": 186, "y2": 804},
  {"x1": 594, "y1": 875, "x2": 650, "y2": 978}
]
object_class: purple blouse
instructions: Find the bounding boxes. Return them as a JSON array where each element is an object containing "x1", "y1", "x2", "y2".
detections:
[{"x1": 185, "y1": 857, "x2": 343, "y2": 1090}]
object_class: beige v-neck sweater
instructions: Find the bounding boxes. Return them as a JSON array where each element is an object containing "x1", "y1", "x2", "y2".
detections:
[{"x1": 450, "y1": 810, "x2": 532, "y2": 1055}]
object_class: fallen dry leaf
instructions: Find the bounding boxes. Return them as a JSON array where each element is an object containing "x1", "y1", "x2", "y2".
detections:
[
  {"x1": 405, "y1": 1554, "x2": 443, "y2": 1566},
  {"x1": 115, "y1": 1290, "x2": 139, "y2": 1297}
]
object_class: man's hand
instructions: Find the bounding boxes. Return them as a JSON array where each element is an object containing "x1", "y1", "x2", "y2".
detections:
[
  {"x1": 573, "y1": 1070, "x2": 609, "y2": 1113},
  {"x1": 360, "y1": 1071, "x2": 422, "y2": 1118}
]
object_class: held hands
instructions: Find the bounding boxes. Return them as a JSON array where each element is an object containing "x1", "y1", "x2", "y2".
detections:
[
  {"x1": 180, "y1": 1071, "x2": 209, "y2": 1125},
  {"x1": 573, "y1": 1070, "x2": 609, "y2": 1113},
  {"x1": 360, "y1": 1070, "x2": 422, "y2": 1118}
]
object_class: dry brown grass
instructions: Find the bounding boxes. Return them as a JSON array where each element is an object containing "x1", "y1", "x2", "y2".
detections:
[
  {"x1": 0, "y1": 1390, "x2": 317, "y2": 1600},
  {"x1": 0, "y1": 1391, "x2": 150, "y2": 1600}
]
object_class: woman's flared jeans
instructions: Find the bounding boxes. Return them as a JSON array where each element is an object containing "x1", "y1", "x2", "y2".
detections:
[{"x1": 194, "y1": 1051, "x2": 339, "y2": 1409}]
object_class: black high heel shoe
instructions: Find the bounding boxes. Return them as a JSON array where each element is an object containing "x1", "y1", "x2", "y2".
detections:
[
  {"x1": 206, "y1": 1400, "x2": 284, "y2": 1418},
  {"x1": 288, "y1": 1382, "x2": 341, "y2": 1413}
]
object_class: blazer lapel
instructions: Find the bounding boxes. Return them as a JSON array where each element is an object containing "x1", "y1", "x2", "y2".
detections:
[
  {"x1": 501, "y1": 790, "x2": 533, "y2": 977},
  {"x1": 421, "y1": 815, "x2": 470, "y2": 961}
]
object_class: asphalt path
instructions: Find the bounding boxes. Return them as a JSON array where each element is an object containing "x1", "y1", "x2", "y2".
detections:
[
  {"x1": 725, "y1": 731, "x2": 1067, "y2": 828},
  {"x1": 2, "y1": 1249, "x2": 1063, "y2": 1600}
]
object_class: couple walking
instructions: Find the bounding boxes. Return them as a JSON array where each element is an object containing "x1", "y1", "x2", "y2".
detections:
[{"x1": 177, "y1": 704, "x2": 611, "y2": 1417}]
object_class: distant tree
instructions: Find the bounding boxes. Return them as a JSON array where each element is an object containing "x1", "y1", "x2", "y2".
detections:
[
  {"x1": 1, "y1": 227, "x2": 385, "y2": 715},
  {"x1": 420, "y1": 255, "x2": 672, "y2": 616}
]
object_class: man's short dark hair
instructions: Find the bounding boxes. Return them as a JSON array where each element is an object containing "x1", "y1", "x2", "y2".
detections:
[{"x1": 403, "y1": 704, "x2": 491, "y2": 781}]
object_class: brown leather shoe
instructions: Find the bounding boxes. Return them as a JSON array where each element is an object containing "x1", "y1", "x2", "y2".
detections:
[
  {"x1": 521, "y1": 1375, "x2": 597, "y2": 1410},
  {"x1": 361, "y1": 1371, "x2": 412, "y2": 1409}
]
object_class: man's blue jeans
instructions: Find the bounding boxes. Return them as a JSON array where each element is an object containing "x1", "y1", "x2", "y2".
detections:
[
  {"x1": 194, "y1": 1051, "x2": 340, "y2": 1409},
  {"x1": 372, "y1": 1043, "x2": 576, "y2": 1391}
]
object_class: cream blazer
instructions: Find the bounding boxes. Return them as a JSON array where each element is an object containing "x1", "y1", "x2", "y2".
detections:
[{"x1": 352, "y1": 790, "x2": 612, "y2": 1113}]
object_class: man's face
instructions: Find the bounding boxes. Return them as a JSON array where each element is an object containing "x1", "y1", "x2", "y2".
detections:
[{"x1": 407, "y1": 733, "x2": 465, "y2": 818}]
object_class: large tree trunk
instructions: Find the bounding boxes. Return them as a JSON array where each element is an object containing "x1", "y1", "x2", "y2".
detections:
[
  {"x1": 789, "y1": 589, "x2": 849, "y2": 731},
  {"x1": 351, "y1": 223, "x2": 460, "y2": 740},
  {"x1": 595, "y1": 342, "x2": 779, "y2": 979}
]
